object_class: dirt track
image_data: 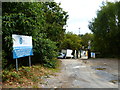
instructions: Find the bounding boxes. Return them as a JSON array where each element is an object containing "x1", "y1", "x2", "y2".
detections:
[{"x1": 39, "y1": 58, "x2": 119, "y2": 88}]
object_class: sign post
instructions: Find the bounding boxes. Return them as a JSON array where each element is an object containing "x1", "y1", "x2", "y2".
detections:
[
  {"x1": 12, "y1": 34, "x2": 33, "y2": 71},
  {"x1": 29, "y1": 56, "x2": 31, "y2": 67},
  {"x1": 16, "y1": 59, "x2": 18, "y2": 71}
]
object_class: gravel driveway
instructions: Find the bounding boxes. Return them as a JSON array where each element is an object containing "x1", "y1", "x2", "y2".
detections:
[{"x1": 39, "y1": 58, "x2": 119, "y2": 88}]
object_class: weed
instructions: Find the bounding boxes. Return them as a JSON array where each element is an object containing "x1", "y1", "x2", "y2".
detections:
[
  {"x1": 17, "y1": 86, "x2": 22, "y2": 88},
  {"x1": 18, "y1": 79, "x2": 24, "y2": 84},
  {"x1": 32, "y1": 77, "x2": 38, "y2": 82},
  {"x1": 2, "y1": 62, "x2": 61, "y2": 88},
  {"x1": 96, "y1": 68, "x2": 106, "y2": 70},
  {"x1": 109, "y1": 80, "x2": 118, "y2": 84},
  {"x1": 11, "y1": 72, "x2": 20, "y2": 79},
  {"x1": 22, "y1": 67, "x2": 31, "y2": 72},
  {"x1": 32, "y1": 85, "x2": 39, "y2": 88}
]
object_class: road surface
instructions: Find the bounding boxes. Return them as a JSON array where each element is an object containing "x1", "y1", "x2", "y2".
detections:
[{"x1": 39, "y1": 59, "x2": 119, "y2": 88}]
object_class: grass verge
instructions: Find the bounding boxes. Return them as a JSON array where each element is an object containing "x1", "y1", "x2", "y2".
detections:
[{"x1": 2, "y1": 59, "x2": 61, "y2": 88}]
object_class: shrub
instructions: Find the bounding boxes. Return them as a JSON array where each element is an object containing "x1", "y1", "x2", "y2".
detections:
[
  {"x1": 33, "y1": 35, "x2": 58, "y2": 68},
  {"x1": 2, "y1": 2, "x2": 64, "y2": 70}
]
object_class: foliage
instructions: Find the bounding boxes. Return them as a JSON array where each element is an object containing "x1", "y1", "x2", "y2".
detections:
[
  {"x1": 2, "y1": 50, "x2": 7, "y2": 69},
  {"x1": 42, "y1": 2, "x2": 68, "y2": 43},
  {"x1": 2, "y1": 2, "x2": 68, "y2": 69},
  {"x1": 59, "y1": 32, "x2": 94, "y2": 52},
  {"x1": 60, "y1": 32, "x2": 82, "y2": 50},
  {"x1": 80, "y1": 33, "x2": 94, "y2": 50},
  {"x1": 88, "y1": 1, "x2": 120, "y2": 57},
  {"x1": 33, "y1": 35, "x2": 58, "y2": 68}
]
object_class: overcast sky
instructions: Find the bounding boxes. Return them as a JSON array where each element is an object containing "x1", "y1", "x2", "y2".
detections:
[{"x1": 54, "y1": 0, "x2": 117, "y2": 35}]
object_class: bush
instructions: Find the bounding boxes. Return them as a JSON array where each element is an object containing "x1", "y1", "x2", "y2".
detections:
[
  {"x1": 2, "y1": 2, "x2": 64, "y2": 69},
  {"x1": 2, "y1": 50, "x2": 7, "y2": 69},
  {"x1": 33, "y1": 34, "x2": 58, "y2": 68},
  {"x1": 43, "y1": 58, "x2": 57, "y2": 68}
]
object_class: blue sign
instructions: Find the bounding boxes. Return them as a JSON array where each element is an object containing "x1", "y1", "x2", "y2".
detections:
[
  {"x1": 12, "y1": 34, "x2": 33, "y2": 59},
  {"x1": 91, "y1": 52, "x2": 95, "y2": 58},
  {"x1": 13, "y1": 46, "x2": 33, "y2": 59}
]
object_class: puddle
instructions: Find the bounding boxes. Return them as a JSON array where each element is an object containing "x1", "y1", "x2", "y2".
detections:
[{"x1": 95, "y1": 70, "x2": 118, "y2": 82}]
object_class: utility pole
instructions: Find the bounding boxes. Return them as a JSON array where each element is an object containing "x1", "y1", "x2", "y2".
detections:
[
  {"x1": 88, "y1": 40, "x2": 91, "y2": 59},
  {"x1": 78, "y1": 27, "x2": 81, "y2": 58},
  {"x1": 79, "y1": 28, "x2": 80, "y2": 36}
]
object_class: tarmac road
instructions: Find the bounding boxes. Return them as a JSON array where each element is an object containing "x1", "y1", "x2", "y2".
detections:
[{"x1": 40, "y1": 59, "x2": 118, "y2": 88}]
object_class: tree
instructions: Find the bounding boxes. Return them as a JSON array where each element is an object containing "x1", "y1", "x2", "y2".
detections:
[
  {"x1": 2, "y1": 2, "x2": 68, "y2": 69},
  {"x1": 42, "y1": 2, "x2": 68, "y2": 47},
  {"x1": 80, "y1": 33, "x2": 94, "y2": 50},
  {"x1": 60, "y1": 32, "x2": 82, "y2": 50},
  {"x1": 88, "y1": 1, "x2": 120, "y2": 57}
]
